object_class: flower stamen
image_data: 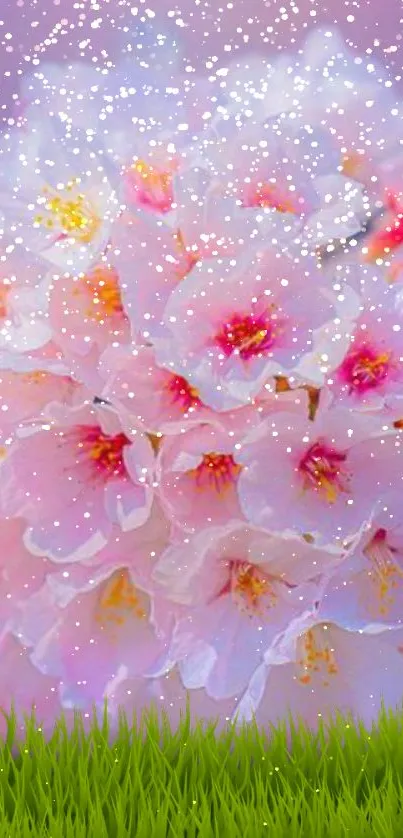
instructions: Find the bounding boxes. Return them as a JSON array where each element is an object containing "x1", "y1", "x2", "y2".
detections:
[
  {"x1": 363, "y1": 527, "x2": 403, "y2": 617},
  {"x1": 35, "y1": 180, "x2": 101, "y2": 244},
  {"x1": 297, "y1": 626, "x2": 338, "y2": 686},
  {"x1": 299, "y1": 440, "x2": 349, "y2": 504},
  {"x1": 188, "y1": 452, "x2": 242, "y2": 494}
]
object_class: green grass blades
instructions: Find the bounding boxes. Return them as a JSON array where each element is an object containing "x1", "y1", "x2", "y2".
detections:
[{"x1": 0, "y1": 702, "x2": 403, "y2": 836}]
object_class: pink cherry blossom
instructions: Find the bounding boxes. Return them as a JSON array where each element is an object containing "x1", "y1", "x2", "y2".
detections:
[
  {"x1": 0, "y1": 115, "x2": 120, "y2": 273},
  {"x1": 152, "y1": 521, "x2": 335, "y2": 699},
  {"x1": 172, "y1": 163, "x2": 297, "y2": 265},
  {"x1": 364, "y1": 172, "x2": 403, "y2": 265},
  {"x1": 14, "y1": 505, "x2": 176, "y2": 712},
  {"x1": 193, "y1": 111, "x2": 367, "y2": 249},
  {"x1": 0, "y1": 400, "x2": 154, "y2": 562},
  {"x1": 156, "y1": 424, "x2": 245, "y2": 533},
  {"x1": 325, "y1": 268, "x2": 403, "y2": 411},
  {"x1": 317, "y1": 489, "x2": 403, "y2": 630},
  {"x1": 98, "y1": 343, "x2": 280, "y2": 438},
  {"x1": 237, "y1": 400, "x2": 402, "y2": 547},
  {"x1": 235, "y1": 620, "x2": 403, "y2": 732},
  {"x1": 152, "y1": 247, "x2": 342, "y2": 412},
  {"x1": 99, "y1": 344, "x2": 222, "y2": 436}
]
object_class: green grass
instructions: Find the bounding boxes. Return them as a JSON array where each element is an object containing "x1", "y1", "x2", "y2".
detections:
[{"x1": 1, "y1": 703, "x2": 403, "y2": 836}]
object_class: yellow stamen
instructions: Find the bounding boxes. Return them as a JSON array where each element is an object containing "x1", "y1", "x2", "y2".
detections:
[
  {"x1": 35, "y1": 180, "x2": 101, "y2": 243},
  {"x1": 297, "y1": 626, "x2": 338, "y2": 687},
  {"x1": 95, "y1": 570, "x2": 147, "y2": 635},
  {"x1": 364, "y1": 529, "x2": 403, "y2": 617}
]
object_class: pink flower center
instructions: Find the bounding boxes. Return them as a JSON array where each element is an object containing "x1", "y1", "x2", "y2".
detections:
[
  {"x1": 0, "y1": 283, "x2": 9, "y2": 319},
  {"x1": 188, "y1": 452, "x2": 242, "y2": 494},
  {"x1": 215, "y1": 309, "x2": 281, "y2": 361},
  {"x1": 242, "y1": 181, "x2": 301, "y2": 214},
  {"x1": 125, "y1": 159, "x2": 175, "y2": 214},
  {"x1": 363, "y1": 527, "x2": 403, "y2": 617},
  {"x1": 297, "y1": 626, "x2": 338, "y2": 686},
  {"x1": 95, "y1": 569, "x2": 147, "y2": 634},
  {"x1": 367, "y1": 192, "x2": 403, "y2": 260},
  {"x1": 72, "y1": 265, "x2": 125, "y2": 323},
  {"x1": 338, "y1": 342, "x2": 392, "y2": 395},
  {"x1": 77, "y1": 426, "x2": 131, "y2": 480},
  {"x1": 165, "y1": 374, "x2": 201, "y2": 412},
  {"x1": 215, "y1": 559, "x2": 295, "y2": 617},
  {"x1": 299, "y1": 440, "x2": 349, "y2": 504},
  {"x1": 230, "y1": 560, "x2": 278, "y2": 617}
]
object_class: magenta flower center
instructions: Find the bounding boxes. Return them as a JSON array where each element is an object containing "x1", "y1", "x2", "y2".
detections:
[
  {"x1": 338, "y1": 342, "x2": 392, "y2": 395},
  {"x1": 166, "y1": 374, "x2": 201, "y2": 412},
  {"x1": 367, "y1": 192, "x2": 403, "y2": 260},
  {"x1": 299, "y1": 440, "x2": 349, "y2": 504},
  {"x1": 215, "y1": 310, "x2": 279, "y2": 361},
  {"x1": 125, "y1": 159, "x2": 174, "y2": 214},
  {"x1": 77, "y1": 425, "x2": 131, "y2": 480}
]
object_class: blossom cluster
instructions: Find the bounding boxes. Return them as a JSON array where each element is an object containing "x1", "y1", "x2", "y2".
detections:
[{"x1": 1, "y1": 27, "x2": 403, "y2": 735}]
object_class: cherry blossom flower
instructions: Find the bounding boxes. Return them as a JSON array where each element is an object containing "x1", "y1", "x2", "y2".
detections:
[
  {"x1": 236, "y1": 400, "x2": 402, "y2": 547},
  {"x1": 98, "y1": 344, "x2": 224, "y2": 436},
  {"x1": 152, "y1": 247, "x2": 344, "y2": 412},
  {"x1": 364, "y1": 158, "x2": 403, "y2": 264},
  {"x1": 0, "y1": 115, "x2": 120, "y2": 272},
  {"x1": 316, "y1": 488, "x2": 403, "y2": 630},
  {"x1": 156, "y1": 424, "x2": 245, "y2": 533},
  {"x1": 325, "y1": 266, "x2": 403, "y2": 410},
  {"x1": 152, "y1": 521, "x2": 336, "y2": 699},
  {"x1": 234, "y1": 620, "x2": 403, "y2": 732},
  {"x1": 97, "y1": 343, "x2": 286, "y2": 438},
  {"x1": 0, "y1": 400, "x2": 154, "y2": 562},
  {"x1": 0, "y1": 27, "x2": 402, "y2": 731},
  {"x1": 192, "y1": 111, "x2": 367, "y2": 250},
  {"x1": 12, "y1": 500, "x2": 176, "y2": 712}
]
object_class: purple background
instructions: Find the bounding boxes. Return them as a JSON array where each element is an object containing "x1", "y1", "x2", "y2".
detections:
[{"x1": 1, "y1": 0, "x2": 402, "y2": 128}]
